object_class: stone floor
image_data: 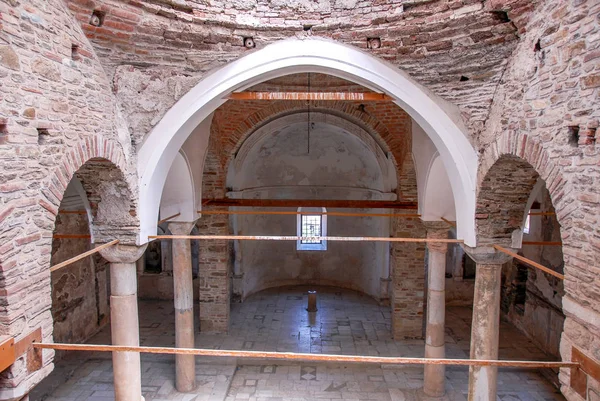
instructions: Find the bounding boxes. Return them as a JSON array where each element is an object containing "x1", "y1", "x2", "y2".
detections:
[{"x1": 33, "y1": 286, "x2": 565, "y2": 401}]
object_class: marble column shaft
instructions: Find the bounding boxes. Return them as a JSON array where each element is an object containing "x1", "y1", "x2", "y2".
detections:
[
  {"x1": 463, "y1": 246, "x2": 512, "y2": 401},
  {"x1": 468, "y1": 262, "x2": 502, "y2": 401},
  {"x1": 423, "y1": 223, "x2": 449, "y2": 397},
  {"x1": 100, "y1": 244, "x2": 147, "y2": 401},
  {"x1": 168, "y1": 221, "x2": 197, "y2": 393}
]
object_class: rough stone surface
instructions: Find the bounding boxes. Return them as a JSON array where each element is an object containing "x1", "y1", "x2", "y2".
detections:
[
  {"x1": 230, "y1": 121, "x2": 391, "y2": 300},
  {"x1": 475, "y1": 1, "x2": 600, "y2": 398},
  {"x1": 64, "y1": 0, "x2": 533, "y2": 141},
  {"x1": 1, "y1": 0, "x2": 600, "y2": 399},
  {"x1": 0, "y1": 0, "x2": 139, "y2": 396}
]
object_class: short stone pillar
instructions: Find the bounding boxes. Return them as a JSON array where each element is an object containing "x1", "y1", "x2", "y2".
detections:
[
  {"x1": 99, "y1": 243, "x2": 147, "y2": 401},
  {"x1": 463, "y1": 246, "x2": 513, "y2": 401},
  {"x1": 307, "y1": 291, "x2": 317, "y2": 312},
  {"x1": 423, "y1": 221, "x2": 449, "y2": 397},
  {"x1": 167, "y1": 221, "x2": 197, "y2": 393}
]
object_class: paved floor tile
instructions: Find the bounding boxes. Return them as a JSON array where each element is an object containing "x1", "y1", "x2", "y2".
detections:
[{"x1": 33, "y1": 286, "x2": 563, "y2": 401}]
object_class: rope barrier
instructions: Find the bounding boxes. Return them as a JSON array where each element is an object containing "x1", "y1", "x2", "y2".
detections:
[
  {"x1": 148, "y1": 235, "x2": 464, "y2": 243},
  {"x1": 199, "y1": 210, "x2": 421, "y2": 218},
  {"x1": 49, "y1": 239, "x2": 119, "y2": 272},
  {"x1": 157, "y1": 213, "x2": 181, "y2": 225},
  {"x1": 441, "y1": 217, "x2": 456, "y2": 227},
  {"x1": 493, "y1": 245, "x2": 564, "y2": 280},
  {"x1": 33, "y1": 343, "x2": 577, "y2": 369}
]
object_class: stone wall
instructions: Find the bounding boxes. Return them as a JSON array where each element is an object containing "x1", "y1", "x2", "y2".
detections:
[
  {"x1": 231, "y1": 122, "x2": 390, "y2": 300},
  {"x1": 0, "y1": 0, "x2": 136, "y2": 397},
  {"x1": 194, "y1": 83, "x2": 413, "y2": 332},
  {"x1": 137, "y1": 225, "x2": 202, "y2": 301},
  {"x1": 444, "y1": 231, "x2": 475, "y2": 306},
  {"x1": 478, "y1": 0, "x2": 600, "y2": 398},
  {"x1": 4, "y1": 1, "x2": 600, "y2": 400}
]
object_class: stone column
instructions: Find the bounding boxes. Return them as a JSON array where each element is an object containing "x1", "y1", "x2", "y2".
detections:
[
  {"x1": 167, "y1": 221, "x2": 197, "y2": 392},
  {"x1": 136, "y1": 253, "x2": 145, "y2": 275},
  {"x1": 99, "y1": 243, "x2": 147, "y2": 401},
  {"x1": 423, "y1": 222, "x2": 449, "y2": 397},
  {"x1": 464, "y1": 247, "x2": 512, "y2": 401}
]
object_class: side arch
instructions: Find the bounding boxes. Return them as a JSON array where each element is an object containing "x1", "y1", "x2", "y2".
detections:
[
  {"x1": 36, "y1": 135, "x2": 135, "y2": 244},
  {"x1": 476, "y1": 131, "x2": 570, "y2": 248},
  {"x1": 137, "y1": 38, "x2": 478, "y2": 245},
  {"x1": 0, "y1": 135, "x2": 135, "y2": 398},
  {"x1": 159, "y1": 150, "x2": 196, "y2": 222}
]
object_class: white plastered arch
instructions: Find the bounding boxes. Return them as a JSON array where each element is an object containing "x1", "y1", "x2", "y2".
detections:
[
  {"x1": 422, "y1": 155, "x2": 456, "y2": 221},
  {"x1": 159, "y1": 150, "x2": 196, "y2": 222},
  {"x1": 411, "y1": 119, "x2": 459, "y2": 224},
  {"x1": 138, "y1": 38, "x2": 478, "y2": 245}
]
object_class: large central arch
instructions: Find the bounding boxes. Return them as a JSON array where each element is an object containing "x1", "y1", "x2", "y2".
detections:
[{"x1": 137, "y1": 38, "x2": 478, "y2": 245}]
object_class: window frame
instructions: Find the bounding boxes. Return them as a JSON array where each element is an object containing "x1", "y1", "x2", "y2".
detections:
[{"x1": 297, "y1": 207, "x2": 327, "y2": 251}]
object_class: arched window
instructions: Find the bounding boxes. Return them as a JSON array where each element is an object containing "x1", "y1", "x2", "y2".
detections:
[{"x1": 297, "y1": 207, "x2": 327, "y2": 251}]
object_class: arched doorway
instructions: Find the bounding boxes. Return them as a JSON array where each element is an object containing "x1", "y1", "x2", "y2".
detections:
[
  {"x1": 137, "y1": 38, "x2": 478, "y2": 246},
  {"x1": 33, "y1": 156, "x2": 139, "y2": 399},
  {"x1": 475, "y1": 154, "x2": 566, "y2": 390}
]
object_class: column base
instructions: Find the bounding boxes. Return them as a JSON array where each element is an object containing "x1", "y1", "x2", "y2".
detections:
[
  {"x1": 423, "y1": 364, "x2": 446, "y2": 397},
  {"x1": 112, "y1": 351, "x2": 142, "y2": 401},
  {"x1": 175, "y1": 309, "x2": 196, "y2": 392},
  {"x1": 417, "y1": 388, "x2": 448, "y2": 400},
  {"x1": 424, "y1": 343, "x2": 445, "y2": 398}
]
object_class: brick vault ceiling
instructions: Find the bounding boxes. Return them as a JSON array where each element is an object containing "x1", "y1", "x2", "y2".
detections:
[{"x1": 66, "y1": 0, "x2": 536, "y2": 135}]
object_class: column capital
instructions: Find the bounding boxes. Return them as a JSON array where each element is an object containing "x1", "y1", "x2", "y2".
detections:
[
  {"x1": 167, "y1": 221, "x2": 196, "y2": 235},
  {"x1": 423, "y1": 220, "x2": 450, "y2": 253},
  {"x1": 99, "y1": 243, "x2": 147, "y2": 263},
  {"x1": 461, "y1": 245, "x2": 513, "y2": 265}
]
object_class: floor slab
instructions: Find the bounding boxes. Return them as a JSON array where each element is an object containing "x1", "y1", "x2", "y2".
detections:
[{"x1": 33, "y1": 286, "x2": 564, "y2": 401}]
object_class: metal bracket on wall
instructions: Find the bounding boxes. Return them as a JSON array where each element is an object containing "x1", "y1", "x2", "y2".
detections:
[{"x1": 571, "y1": 347, "x2": 600, "y2": 399}]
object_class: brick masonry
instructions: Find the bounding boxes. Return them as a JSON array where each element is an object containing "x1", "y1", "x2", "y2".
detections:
[
  {"x1": 0, "y1": 0, "x2": 139, "y2": 396},
  {"x1": 64, "y1": 0, "x2": 533, "y2": 139},
  {"x1": 0, "y1": 0, "x2": 599, "y2": 400},
  {"x1": 50, "y1": 213, "x2": 110, "y2": 356},
  {"x1": 196, "y1": 145, "x2": 230, "y2": 334},
  {"x1": 198, "y1": 75, "x2": 417, "y2": 336},
  {"x1": 477, "y1": 1, "x2": 600, "y2": 398},
  {"x1": 390, "y1": 214, "x2": 426, "y2": 339}
]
